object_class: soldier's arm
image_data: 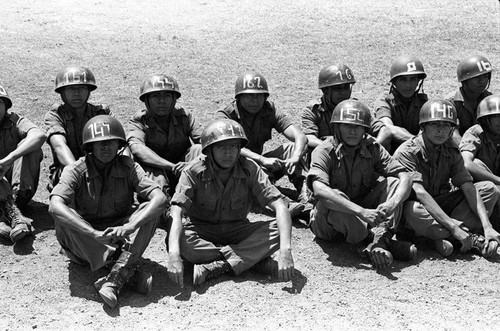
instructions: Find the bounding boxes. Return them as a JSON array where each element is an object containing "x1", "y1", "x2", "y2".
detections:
[
  {"x1": 0, "y1": 128, "x2": 46, "y2": 172},
  {"x1": 129, "y1": 143, "x2": 176, "y2": 171},
  {"x1": 48, "y1": 134, "x2": 77, "y2": 166},
  {"x1": 461, "y1": 151, "x2": 500, "y2": 185}
]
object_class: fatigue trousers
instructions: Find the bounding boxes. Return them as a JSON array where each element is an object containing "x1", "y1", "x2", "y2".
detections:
[
  {"x1": 309, "y1": 177, "x2": 402, "y2": 244},
  {"x1": 55, "y1": 202, "x2": 159, "y2": 271},
  {"x1": 5, "y1": 147, "x2": 42, "y2": 204},
  {"x1": 141, "y1": 144, "x2": 203, "y2": 197},
  {"x1": 263, "y1": 142, "x2": 308, "y2": 183},
  {"x1": 180, "y1": 218, "x2": 280, "y2": 275},
  {"x1": 403, "y1": 181, "x2": 499, "y2": 239}
]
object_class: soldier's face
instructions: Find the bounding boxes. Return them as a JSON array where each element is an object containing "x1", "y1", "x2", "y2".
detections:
[
  {"x1": 462, "y1": 74, "x2": 489, "y2": 95},
  {"x1": 0, "y1": 99, "x2": 5, "y2": 121},
  {"x1": 91, "y1": 139, "x2": 120, "y2": 164},
  {"x1": 392, "y1": 75, "x2": 419, "y2": 98},
  {"x1": 63, "y1": 85, "x2": 89, "y2": 109},
  {"x1": 238, "y1": 93, "x2": 266, "y2": 114},
  {"x1": 423, "y1": 121, "x2": 453, "y2": 145},
  {"x1": 338, "y1": 123, "x2": 365, "y2": 146},
  {"x1": 147, "y1": 91, "x2": 177, "y2": 117},
  {"x1": 487, "y1": 115, "x2": 500, "y2": 135},
  {"x1": 211, "y1": 139, "x2": 240, "y2": 169},
  {"x1": 323, "y1": 84, "x2": 352, "y2": 106}
]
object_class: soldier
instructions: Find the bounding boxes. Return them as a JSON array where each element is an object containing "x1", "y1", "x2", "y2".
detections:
[
  {"x1": 308, "y1": 100, "x2": 416, "y2": 269},
  {"x1": 0, "y1": 86, "x2": 46, "y2": 242},
  {"x1": 373, "y1": 56, "x2": 428, "y2": 152},
  {"x1": 301, "y1": 63, "x2": 392, "y2": 153},
  {"x1": 45, "y1": 66, "x2": 112, "y2": 191},
  {"x1": 394, "y1": 99, "x2": 500, "y2": 257},
  {"x1": 128, "y1": 74, "x2": 202, "y2": 197},
  {"x1": 48, "y1": 115, "x2": 168, "y2": 308},
  {"x1": 216, "y1": 71, "x2": 309, "y2": 216},
  {"x1": 166, "y1": 119, "x2": 294, "y2": 287},
  {"x1": 446, "y1": 55, "x2": 493, "y2": 143}
]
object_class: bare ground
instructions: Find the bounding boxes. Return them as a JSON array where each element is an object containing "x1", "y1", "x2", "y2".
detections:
[{"x1": 1, "y1": 0, "x2": 500, "y2": 330}]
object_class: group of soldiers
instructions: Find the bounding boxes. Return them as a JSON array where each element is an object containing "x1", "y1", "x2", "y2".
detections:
[{"x1": 1, "y1": 54, "x2": 499, "y2": 308}]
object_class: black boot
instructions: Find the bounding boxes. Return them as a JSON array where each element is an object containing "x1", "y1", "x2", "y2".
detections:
[
  {"x1": 2, "y1": 196, "x2": 32, "y2": 242},
  {"x1": 96, "y1": 251, "x2": 135, "y2": 308},
  {"x1": 193, "y1": 259, "x2": 232, "y2": 285}
]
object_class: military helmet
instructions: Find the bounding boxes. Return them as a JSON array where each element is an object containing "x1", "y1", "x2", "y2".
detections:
[
  {"x1": 139, "y1": 74, "x2": 181, "y2": 101},
  {"x1": 201, "y1": 119, "x2": 248, "y2": 154},
  {"x1": 419, "y1": 99, "x2": 457, "y2": 126},
  {"x1": 477, "y1": 95, "x2": 500, "y2": 121},
  {"x1": 234, "y1": 71, "x2": 269, "y2": 97},
  {"x1": 457, "y1": 55, "x2": 493, "y2": 82},
  {"x1": 55, "y1": 66, "x2": 97, "y2": 93},
  {"x1": 389, "y1": 56, "x2": 427, "y2": 82},
  {"x1": 82, "y1": 115, "x2": 126, "y2": 151},
  {"x1": 330, "y1": 99, "x2": 371, "y2": 129},
  {"x1": 0, "y1": 85, "x2": 13, "y2": 110},
  {"x1": 318, "y1": 64, "x2": 356, "y2": 89}
]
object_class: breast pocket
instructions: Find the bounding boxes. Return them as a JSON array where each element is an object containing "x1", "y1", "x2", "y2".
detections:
[
  {"x1": 78, "y1": 195, "x2": 99, "y2": 216},
  {"x1": 197, "y1": 194, "x2": 217, "y2": 211},
  {"x1": 330, "y1": 174, "x2": 347, "y2": 191},
  {"x1": 362, "y1": 173, "x2": 380, "y2": 190}
]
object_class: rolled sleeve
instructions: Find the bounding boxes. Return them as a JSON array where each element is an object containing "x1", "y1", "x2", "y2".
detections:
[
  {"x1": 307, "y1": 141, "x2": 334, "y2": 190},
  {"x1": 459, "y1": 126, "x2": 482, "y2": 155},
  {"x1": 373, "y1": 94, "x2": 392, "y2": 120}
]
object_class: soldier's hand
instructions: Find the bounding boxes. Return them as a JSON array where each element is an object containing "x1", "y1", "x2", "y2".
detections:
[
  {"x1": 359, "y1": 208, "x2": 385, "y2": 227},
  {"x1": 172, "y1": 162, "x2": 188, "y2": 176},
  {"x1": 277, "y1": 248, "x2": 294, "y2": 281},
  {"x1": 451, "y1": 224, "x2": 472, "y2": 252},
  {"x1": 166, "y1": 253, "x2": 184, "y2": 288},
  {"x1": 261, "y1": 157, "x2": 284, "y2": 172},
  {"x1": 284, "y1": 157, "x2": 299, "y2": 175},
  {"x1": 102, "y1": 225, "x2": 133, "y2": 242}
]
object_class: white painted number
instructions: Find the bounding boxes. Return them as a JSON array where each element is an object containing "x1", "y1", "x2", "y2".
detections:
[
  {"x1": 63, "y1": 70, "x2": 87, "y2": 83},
  {"x1": 476, "y1": 60, "x2": 492, "y2": 72},
  {"x1": 154, "y1": 77, "x2": 173, "y2": 89},
  {"x1": 407, "y1": 62, "x2": 417, "y2": 72},
  {"x1": 430, "y1": 103, "x2": 454, "y2": 119},
  {"x1": 88, "y1": 122, "x2": 110, "y2": 138},
  {"x1": 340, "y1": 107, "x2": 362, "y2": 122},
  {"x1": 243, "y1": 76, "x2": 262, "y2": 89}
]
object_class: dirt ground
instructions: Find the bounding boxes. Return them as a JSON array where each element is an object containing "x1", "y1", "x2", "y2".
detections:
[{"x1": 1, "y1": 0, "x2": 500, "y2": 330}]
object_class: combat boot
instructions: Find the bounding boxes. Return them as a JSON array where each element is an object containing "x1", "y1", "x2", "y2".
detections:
[
  {"x1": 2, "y1": 196, "x2": 32, "y2": 242},
  {"x1": 193, "y1": 259, "x2": 232, "y2": 285},
  {"x1": 0, "y1": 208, "x2": 11, "y2": 241},
  {"x1": 470, "y1": 233, "x2": 499, "y2": 258},
  {"x1": 97, "y1": 251, "x2": 135, "y2": 308},
  {"x1": 127, "y1": 268, "x2": 153, "y2": 295}
]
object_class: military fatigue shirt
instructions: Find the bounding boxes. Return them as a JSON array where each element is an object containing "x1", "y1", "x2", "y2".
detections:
[
  {"x1": 0, "y1": 112, "x2": 39, "y2": 158},
  {"x1": 216, "y1": 100, "x2": 293, "y2": 155},
  {"x1": 50, "y1": 155, "x2": 159, "y2": 228},
  {"x1": 307, "y1": 135, "x2": 405, "y2": 201},
  {"x1": 44, "y1": 102, "x2": 111, "y2": 165},
  {"x1": 460, "y1": 124, "x2": 500, "y2": 176},
  {"x1": 171, "y1": 156, "x2": 281, "y2": 223},
  {"x1": 393, "y1": 135, "x2": 472, "y2": 197},
  {"x1": 373, "y1": 91, "x2": 428, "y2": 135},
  {"x1": 127, "y1": 107, "x2": 202, "y2": 164},
  {"x1": 445, "y1": 88, "x2": 492, "y2": 136}
]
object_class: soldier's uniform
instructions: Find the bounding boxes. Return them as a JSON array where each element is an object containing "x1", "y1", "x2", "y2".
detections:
[
  {"x1": 52, "y1": 154, "x2": 161, "y2": 271},
  {"x1": 460, "y1": 124, "x2": 500, "y2": 175},
  {"x1": 308, "y1": 135, "x2": 407, "y2": 243},
  {"x1": 445, "y1": 89, "x2": 492, "y2": 136}
]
